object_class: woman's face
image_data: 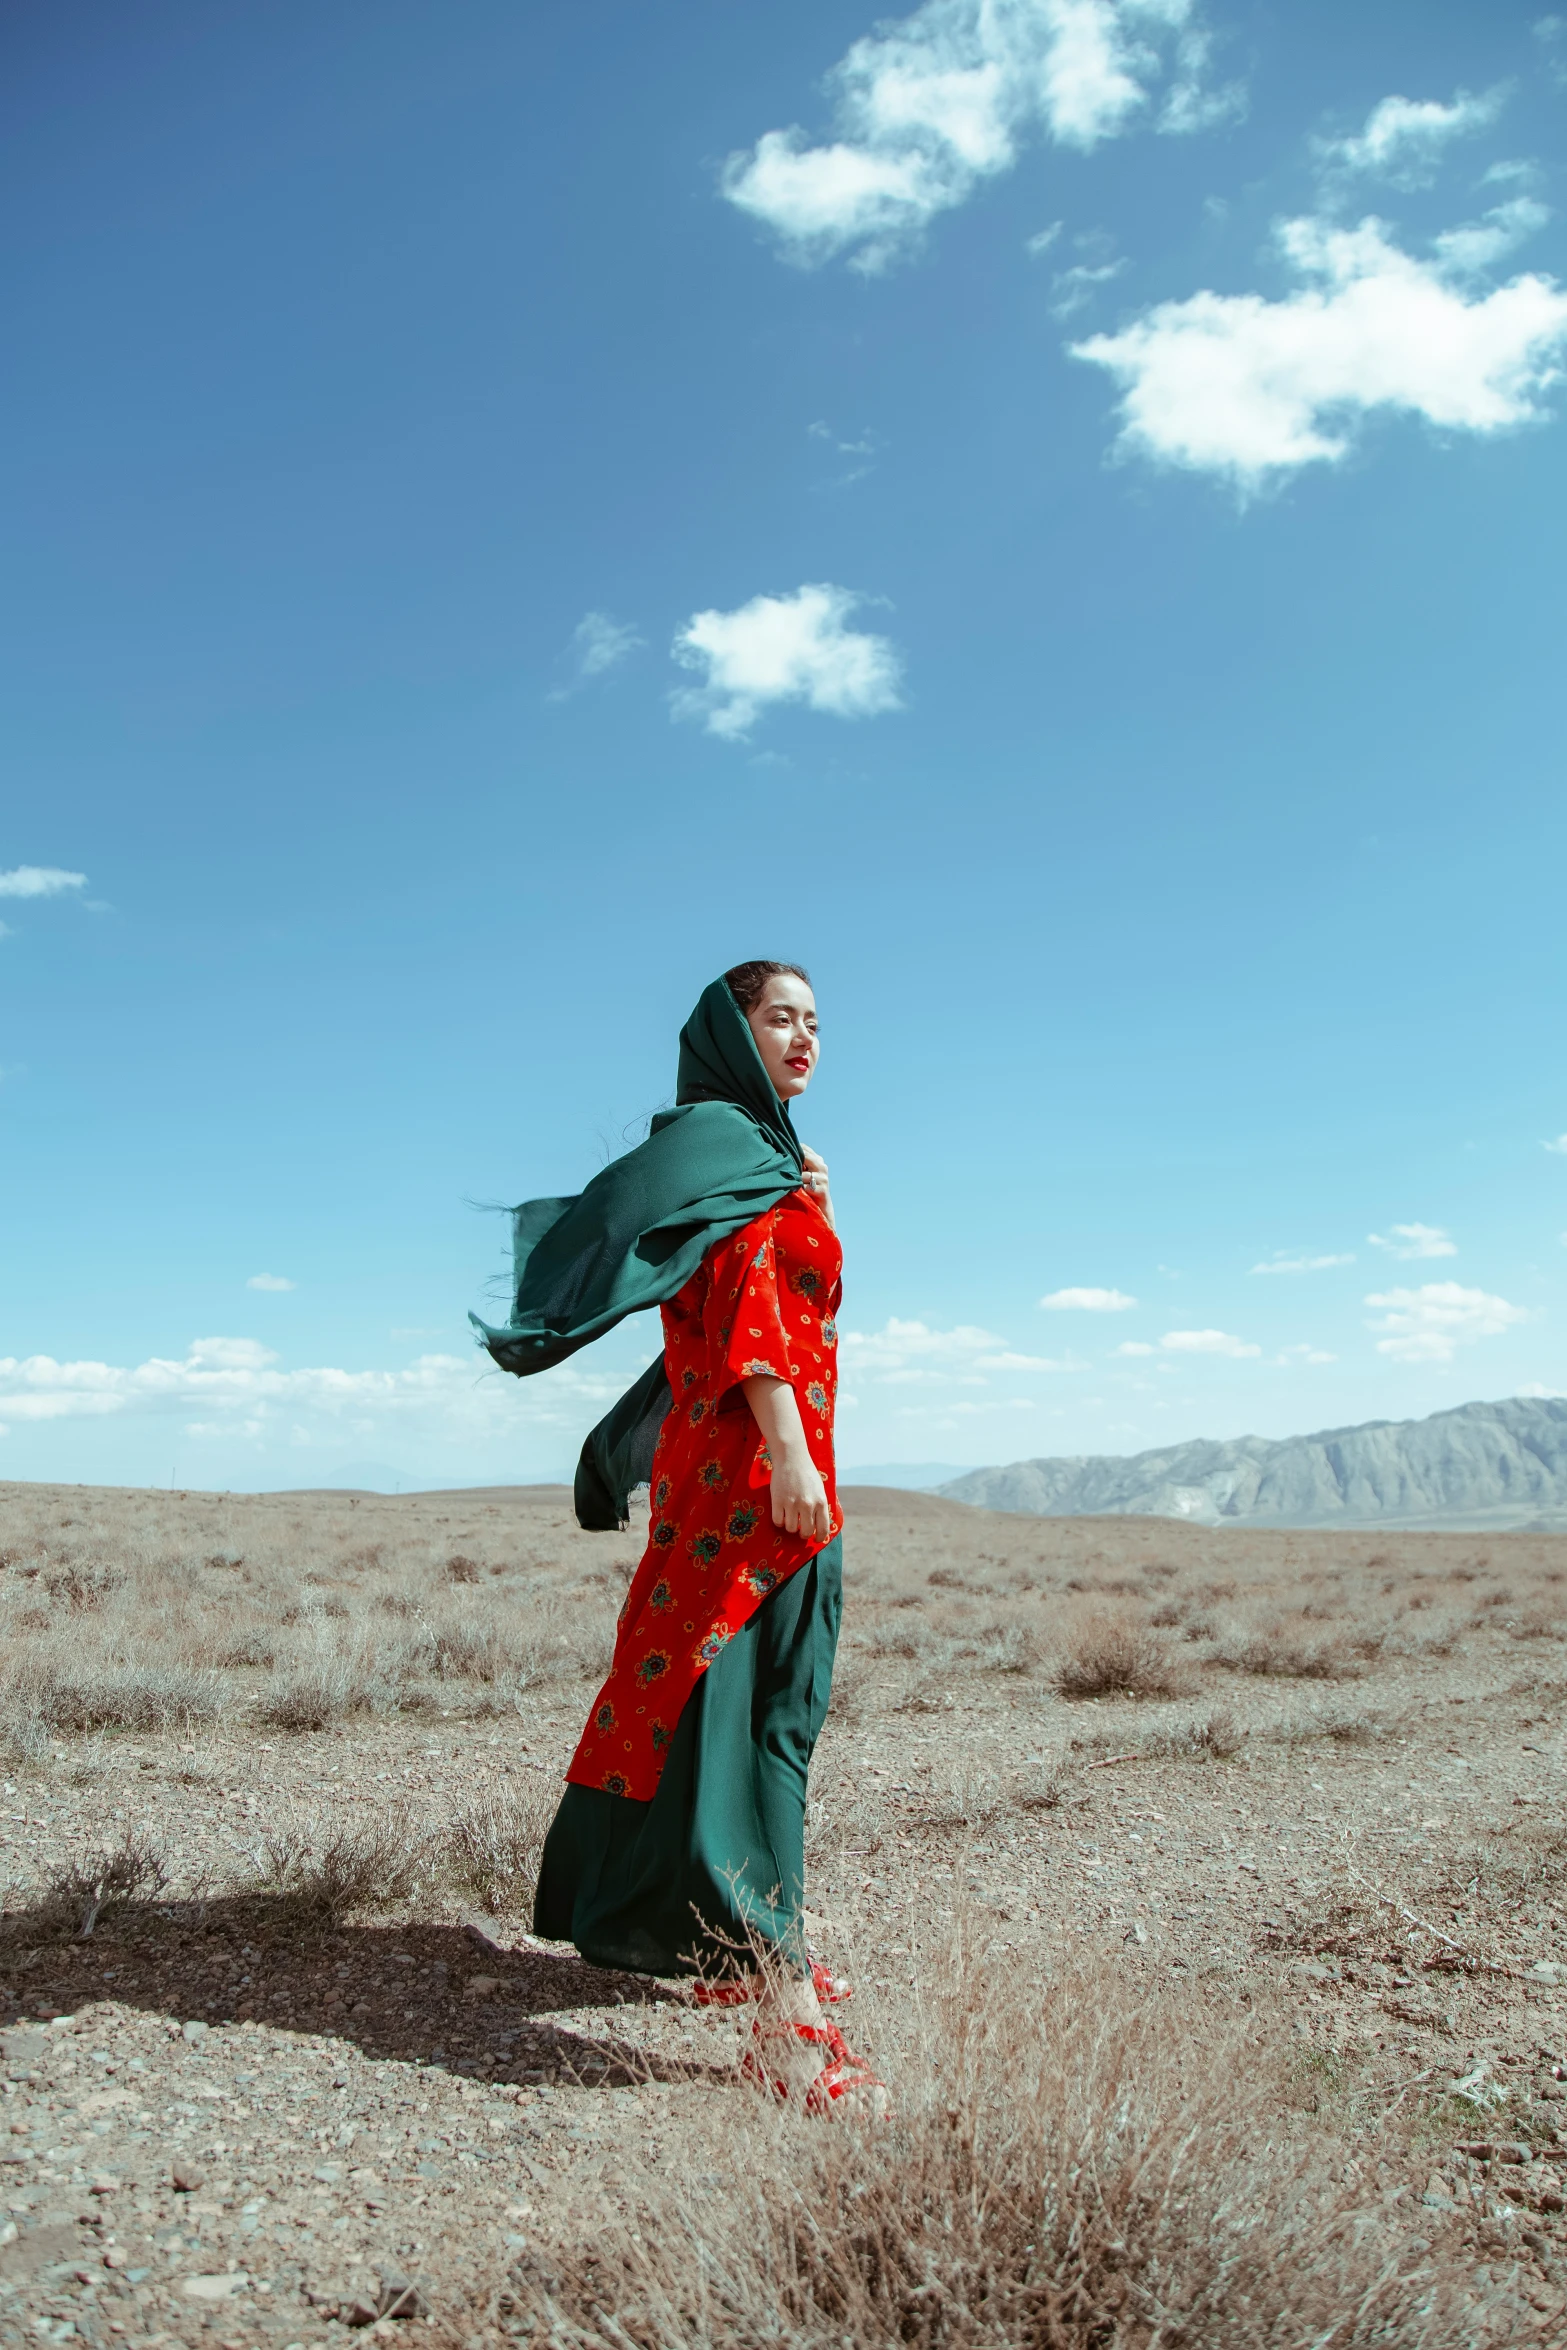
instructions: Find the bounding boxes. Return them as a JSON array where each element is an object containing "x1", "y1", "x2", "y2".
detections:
[{"x1": 746, "y1": 974, "x2": 819, "y2": 1101}]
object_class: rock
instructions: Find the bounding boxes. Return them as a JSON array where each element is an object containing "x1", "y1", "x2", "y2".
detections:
[
  {"x1": 181, "y1": 2270, "x2": 249, "y2": 2300},
  {"x1": 343, "y1": 2296, "x2": 381, "y2": 2327},
  {"x1": 1530, "y1": 1961, "x2": 1565, "y2": 1985},
  {"x1": 171, "y1": 2162, "x2": 204, "y2": 2193},
  {"x1": 377, "y1": 2267, "x2": 430, "y2": 2319},
  {"x1": 182, "y1": 2020, "x2": 208, "y2": 2043},
  {"x1": 465, "y1": 1976, "x2": 499, "y2": 1999}
]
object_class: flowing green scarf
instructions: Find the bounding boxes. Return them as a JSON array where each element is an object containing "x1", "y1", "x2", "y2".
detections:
[{"x1": 471, "y1": 977, "x2": 804, "y2": 1529}]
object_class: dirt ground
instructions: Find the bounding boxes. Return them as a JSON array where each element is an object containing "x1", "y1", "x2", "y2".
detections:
[{"x1": 2, "y1": 1477, "x2": 1566, "y2": 2346}]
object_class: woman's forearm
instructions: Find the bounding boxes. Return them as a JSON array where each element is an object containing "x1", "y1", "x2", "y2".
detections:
[
  {"x1": 741, "y1": 1372, "x2": 811, "y2": 1460},
  {"x1": 742, "y1": 1373, "x2": 831, "y2": 1539}
]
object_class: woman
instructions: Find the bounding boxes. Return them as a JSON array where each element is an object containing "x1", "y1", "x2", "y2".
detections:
[{"x1": 473, "y1": 962, "x2": 879, "y2": 2112}]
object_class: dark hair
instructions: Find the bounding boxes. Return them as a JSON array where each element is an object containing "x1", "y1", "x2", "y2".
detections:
[{"x1": 723, "y1": 960, "x2": 812, "y2": 1015}]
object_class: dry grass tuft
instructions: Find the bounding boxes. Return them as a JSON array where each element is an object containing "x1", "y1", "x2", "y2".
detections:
[
  {"x1": 445, "y1": 1781, "x2": 558, "y2": 1915},
  {"x1": 1142, "y1": 1705, "x2": 1244, "y2": 1760},
  {"x1": 1055, "y1": 1611, "x2": 1182, "y2": 1701},
  {"x1": 3, "y1": 1658, "x2": 225, "y2": 1740},
  {"x1": 462, "y1": 1928, "x2": 1483, "y2": 2349},
  {"x1": 1212, "y1": 1621, "x2": 1355, "y2": 1680},
  {"x1": 31, "y1": 1829, "x2": 169, "y2": 1940},
  {"x1": 255, "y1": 1812, "x2": 425, "y2": 1925}
]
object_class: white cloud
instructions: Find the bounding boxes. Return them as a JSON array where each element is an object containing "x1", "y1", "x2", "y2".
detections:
[
  {"x1": 1249, "y1": 1251, "x2": 1355, "y2": 1274},
  {"x1": 1543, "y1": 1134, "x2": 1567, "y2": 1154},
  {"x1": 1159, "y1": 1328, "x2": 1262, "y2": 1357},
  {"x1": 1278, "y1": 1342, "x2": 1338, "y2": 1365},
  {"x1": 1026, "y1": 220, "x2": 1064, "y2": 255},
  {"x1": 1317, "y1": 89, "x2": 1506, "y2": 187},
  {"x1": 807, "y1": 419, "x2": 882, "y2": 487},
  {"x1": 1517, "y1": 1381, "x2": 1565, "y2": 1399},
  {"x1": 549, "y1": 611, "x2": 643, "y2": 699},
  {"x1": 721, "y1": 0, "x2": 1236, "y2": 271},
  {"x1": 0, "y1": 1344, "x2": 629, "y2": 1428},
  {"x1": 1118, "y1": 1327, "x2": 1261, "y2": 1358},
  {"x1": 0, "y1": 1344, "x2": 643, "y2": 1466},
  {"x1": 1433, "y1": 196, "x2": 1551, "y2": 277},
  {"x1": 0, "y1": 865, "x2": 88, "y2": 899},
  {"x1": 246, "y1": 1273, "x2": 296, "y2": 1292},
  {"x1": 1051, "y1": 256, "x2": 1128, "y2": 316},
  {"x1": 1364, "y1": 1282, "x2": 1530, "y2": 1363},
  {"x1": 671, "y1": 584, "x2": 902, "y2": 739},
  {"x1": 840, "y1": 1318, "x2": 1078, "y2": 1382},
  {"x1": 1041, "y1": 1286, "x2": 1137, "y2": 1310},
  {"x1": 1073, "y1": 211, "x2": 1567, "y2": 487},
  {"x1": 1368, "y1": 1223, "x2": 1456, "y2": 1260},
  {"x1": 841, "y1": 1318, "x2": 1003, "y2": 1380}
]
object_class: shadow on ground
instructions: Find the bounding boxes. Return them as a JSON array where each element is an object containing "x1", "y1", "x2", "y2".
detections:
[{"x1": 0, "y1": 1897, "x2": 723, "y2": 2090}]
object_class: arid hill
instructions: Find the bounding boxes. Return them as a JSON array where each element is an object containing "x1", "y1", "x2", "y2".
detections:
[{"x1": 941, "y1": 1395, "x2": 1567, "y2": 1531}]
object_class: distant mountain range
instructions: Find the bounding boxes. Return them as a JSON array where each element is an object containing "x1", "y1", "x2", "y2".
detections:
[{"x1": 937, "y1": 1398, "x2": 1567, "y2": 1531}]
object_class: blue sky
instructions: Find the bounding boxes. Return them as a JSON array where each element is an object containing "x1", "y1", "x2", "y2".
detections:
[{"x1": 4, "y1": 0, "x2": 1566, "y2": 1491}]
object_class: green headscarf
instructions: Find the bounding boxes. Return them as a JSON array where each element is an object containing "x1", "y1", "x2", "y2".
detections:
[{"x1": 471, "y1": 977, "x2": 804, "y2": 1529}]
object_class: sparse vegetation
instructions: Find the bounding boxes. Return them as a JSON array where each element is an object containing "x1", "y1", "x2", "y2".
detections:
[
  {"x1": 32, "y1": 1828, "x2": 169, "y2": 1939},
  {"x1": 445, "y1": 1782, "x2": 557, "y2": 1915},
  {"x1": 456, "y1": 1929, "x2": 1481, "y2": 2349},
  {"x1": 256, "y1": 1812, "x2": 427, "y2": 1925},
  {"x1": 3, "y1": 1478, "x2": 1567, "y2": 2345},
  {"x1": 1056, "y1": 1610, "x2": 1183, "y2": 1699}
]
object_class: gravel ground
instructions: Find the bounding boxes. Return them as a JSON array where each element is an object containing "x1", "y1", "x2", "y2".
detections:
[{"x1": 3, "y1": 1481, "x2": 1567, "y2": 2342}]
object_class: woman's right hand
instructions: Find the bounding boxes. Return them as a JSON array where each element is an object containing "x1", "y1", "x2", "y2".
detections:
[{"x1": 769, "y1": 1443, "x2": 833, "y2": 1542}]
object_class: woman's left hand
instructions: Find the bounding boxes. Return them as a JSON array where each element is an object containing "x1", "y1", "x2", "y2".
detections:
[{"x1": 799, "y1": 1145, "x2": 835, "y2": 1230}]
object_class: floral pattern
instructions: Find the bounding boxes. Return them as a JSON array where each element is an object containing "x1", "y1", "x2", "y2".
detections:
[{"x1": 566, "y1": 1187, "x2": 842, "y2": 1799}]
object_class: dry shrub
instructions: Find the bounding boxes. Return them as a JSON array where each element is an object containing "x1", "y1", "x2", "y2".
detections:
[
  {"x1": 259, "y1": 1648, "x2": 371, "y2": 1731},
  {"x1": 445, "y1": 1553, "x2": 482, "y2": 1584},
  {"x1": 29, "y1": 1830, "x2": 169, "y2": 1940},
  {"x1": 1055, "y1": 1611, "x2": 1181, "y2": 1700},
  {"x1": 256, "y1": 1812, "x2": 424, "y2": 1924},
  {"x1": 445, "y1": 1781, "x2": 558, "y2": 1915},
  {"x1": 41, "y1": 1562, "x2": 124, "y2": 1610},
  {"x1": 1323, "y1": 1708, "x2": 1387, "y2": 1744},
  {"x1": 1144, "y1": 1706, "x2": 1243, "y2": 1761},
  {"x1": 1434, "y1": 1821, "x2": 1567, "y2": 1911},
  {"x1": 906, "y1": 1764, "x2": 1004, "y2": 1831},
  {"x1": 973, "y1": 1622, "x2": 1038, "y2": 1674},
  {"x1": 1212, "y1": 1622, "x2": 1352, "y2": 1681},
  {"x1": 6, "y1": 1658, "x2": 226, "y2": 1734},
  {"x1": 467, "y1": 1929, "x2": 1482, "y2": 2348}
]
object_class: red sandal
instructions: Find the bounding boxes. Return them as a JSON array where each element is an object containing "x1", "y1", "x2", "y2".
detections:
[
  {"x1": 691, "y1": 1958, "x2": 851, "y2": 2008},
  {"x1": 740, "y1": 2017, "x2": 886, "y2": 2116}
]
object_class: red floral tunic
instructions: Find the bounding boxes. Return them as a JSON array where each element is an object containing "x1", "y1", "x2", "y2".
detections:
[{"x1": 566, "y1": 1187, "x2": 842, "y2": 1800}]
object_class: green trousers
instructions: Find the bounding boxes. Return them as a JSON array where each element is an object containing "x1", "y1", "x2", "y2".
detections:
[{"x1": 533, "y1": 1534, "x2": 842, "y2": 1977}]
